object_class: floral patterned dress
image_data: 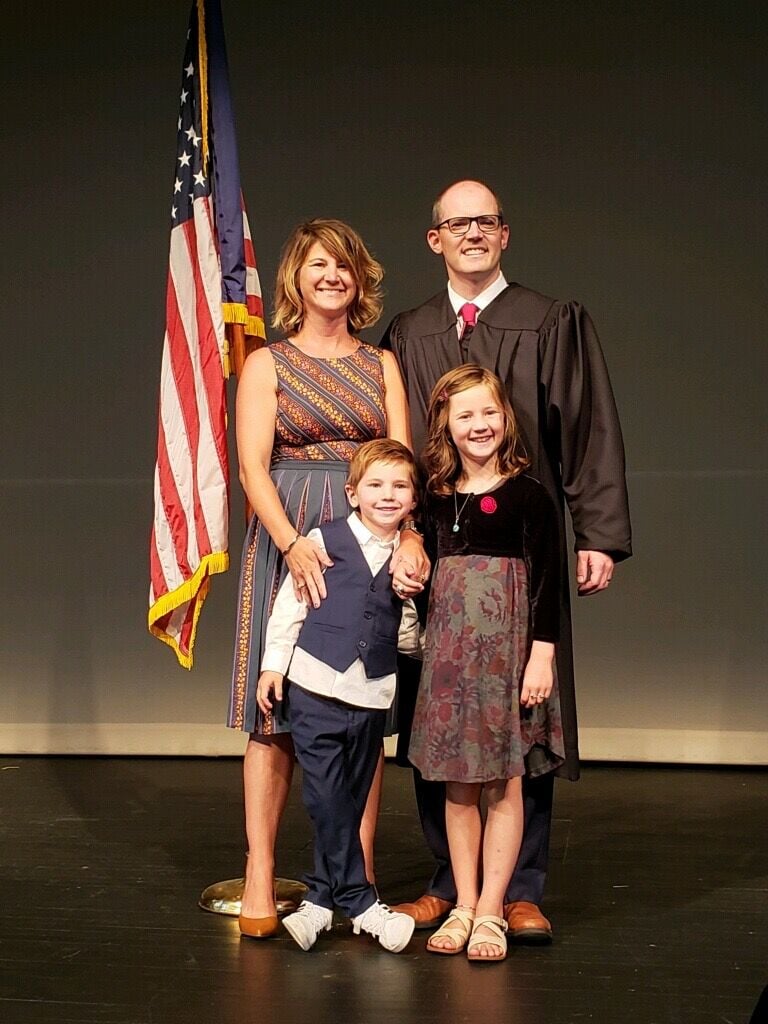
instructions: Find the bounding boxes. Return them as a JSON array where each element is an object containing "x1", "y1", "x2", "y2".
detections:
[{"x1": 408, "y1": 474, "x2": 565, "y2": 783}]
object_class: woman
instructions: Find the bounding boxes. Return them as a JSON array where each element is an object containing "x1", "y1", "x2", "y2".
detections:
[{"x1": 228, "y1": 219, "x2": 428, "y2": 937}]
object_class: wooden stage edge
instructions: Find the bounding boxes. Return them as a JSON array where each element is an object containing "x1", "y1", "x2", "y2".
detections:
[{"x1": 2, "y1": 723, "x2": 768, "y2": 763}]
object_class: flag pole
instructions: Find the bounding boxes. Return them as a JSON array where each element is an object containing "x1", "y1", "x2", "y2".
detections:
[{"x1": 228, "y1": 321, "x2": 260, "y2": 379}]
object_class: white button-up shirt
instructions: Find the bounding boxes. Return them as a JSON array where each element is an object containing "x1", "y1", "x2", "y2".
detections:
[
  {"x1": 448, "y1": 271, "x2": 508, "y2": 336},
  {"x1": 261, "y1": 513, "x2": 420, "y2": 709}
]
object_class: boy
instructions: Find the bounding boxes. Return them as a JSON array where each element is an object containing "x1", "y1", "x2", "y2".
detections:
[{"x1": 256, "y1": 439, "x2": 420, "y2": 953}]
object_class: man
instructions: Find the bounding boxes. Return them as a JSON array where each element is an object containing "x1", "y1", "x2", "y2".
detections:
[{"x1": 381, "y1": 179, "x2": 632, "y2": 943}]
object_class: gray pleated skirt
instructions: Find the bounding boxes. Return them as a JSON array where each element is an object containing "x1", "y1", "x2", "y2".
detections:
[{"x1": 228, "y1": 459, "x2": 351, "y2": 735}]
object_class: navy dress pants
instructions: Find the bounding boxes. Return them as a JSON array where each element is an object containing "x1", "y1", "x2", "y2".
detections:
[{"x1": 289, "y1": 684, "x2": 386, "y2": 919}]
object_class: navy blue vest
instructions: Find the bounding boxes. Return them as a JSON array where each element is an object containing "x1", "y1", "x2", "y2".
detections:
[{"x1": 296, "y1": 518, "x2": 402, "y2": 677}]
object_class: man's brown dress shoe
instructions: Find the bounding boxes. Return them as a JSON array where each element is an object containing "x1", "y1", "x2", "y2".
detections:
[
  {"x1": 389, "y1": 894, "x2": 453, "y2": 930},
  {"x1": 503, "y1": 901, "x2": 553, "y2": 944},
  {"x1": 239, "y1": 913, "x2": 280, "y2": 939}
]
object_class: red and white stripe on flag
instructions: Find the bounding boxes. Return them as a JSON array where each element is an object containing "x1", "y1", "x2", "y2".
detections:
[
  {"x1": 243, "y1": 210, "x2": 265, "y2": 331},
  {"x1": 220, "y1": 205, "x2": 266, "y2": 344},
  {"x1": 148, "y1": 196, "x2": 230, "y2": 668}
]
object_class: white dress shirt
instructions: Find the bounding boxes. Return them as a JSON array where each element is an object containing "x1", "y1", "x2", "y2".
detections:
[
  {"x1": 261, "y1": 513, "x2": 420, "y2": 709},
  {"x1": 448, "y1": 271, "x2": 508, "y2": 336}
]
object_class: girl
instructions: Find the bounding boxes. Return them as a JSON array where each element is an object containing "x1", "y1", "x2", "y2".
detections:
[{"x1": 408, "y1": 365, "x2": 564, "y2": 962}]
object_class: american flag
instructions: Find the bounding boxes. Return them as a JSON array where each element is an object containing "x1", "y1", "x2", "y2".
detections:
[{"x1": 148, "y1": 0, "x2": 264, "y2": 668}]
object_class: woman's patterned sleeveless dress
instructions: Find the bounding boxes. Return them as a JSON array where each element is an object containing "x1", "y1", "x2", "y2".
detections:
[{"x1": 228, "y1": 340, "x2": 388, "y2": 735}]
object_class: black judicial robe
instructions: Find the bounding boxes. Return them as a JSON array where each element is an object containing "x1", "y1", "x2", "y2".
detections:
[{"x1": 381, "y1": 284, "x2": 632, "y2": 780}]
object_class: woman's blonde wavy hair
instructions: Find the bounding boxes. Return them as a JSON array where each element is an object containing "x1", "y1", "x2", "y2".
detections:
[
  {"x1": 272, "y1": 219, "x2": 384, "y2": 335},
  {"x1": 424, "y1": 364, "x2": 529, "y2": 496}
]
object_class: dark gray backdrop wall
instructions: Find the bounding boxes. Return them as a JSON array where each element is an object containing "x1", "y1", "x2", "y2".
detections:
[{"x1": 2, "y1": 1, "x2": 766, "y2": 759}]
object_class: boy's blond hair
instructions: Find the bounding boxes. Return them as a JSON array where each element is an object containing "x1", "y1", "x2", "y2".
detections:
[{"x1": 347, "y1": 439, "x2": 419, "y2": 503}]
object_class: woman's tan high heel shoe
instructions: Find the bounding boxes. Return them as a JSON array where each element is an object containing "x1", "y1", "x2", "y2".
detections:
[
  {"x1": 238, "y1": 912, "x2": 279, "y2": 939},
  {"x1": 239, "y1": 880, "x2": 280, "y2": 939}
]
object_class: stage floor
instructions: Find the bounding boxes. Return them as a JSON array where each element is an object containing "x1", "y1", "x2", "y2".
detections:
[{"x1": 1, "y1": 757, "x2": 766, "y2": 1024}]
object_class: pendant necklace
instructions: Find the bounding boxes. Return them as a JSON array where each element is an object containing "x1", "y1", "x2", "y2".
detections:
[{"x1": 452, "y1": 490, "x2": 473, "y2": 533}]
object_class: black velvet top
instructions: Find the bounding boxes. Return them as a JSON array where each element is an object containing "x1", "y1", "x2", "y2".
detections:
[{"x1": 425, "y1": 474, "x2": 562, "y2": 643}]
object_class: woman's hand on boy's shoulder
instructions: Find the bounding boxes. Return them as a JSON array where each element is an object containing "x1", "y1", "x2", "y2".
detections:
[{"x1": 285, "y1": 532, "x2": 333, "y2": 607}]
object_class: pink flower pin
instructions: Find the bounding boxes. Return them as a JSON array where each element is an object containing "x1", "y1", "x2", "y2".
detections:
[{"x1": 479, "y1": 495, "x2": 497, "y2": 514}]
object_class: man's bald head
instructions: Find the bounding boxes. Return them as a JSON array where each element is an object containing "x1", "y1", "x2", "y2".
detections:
[
  {"x1": 431, "y1": 180, "x2": 504, "y2": 227},
  {"x1": 426, "y1": 180, "x2": 509, "y2": 295}
]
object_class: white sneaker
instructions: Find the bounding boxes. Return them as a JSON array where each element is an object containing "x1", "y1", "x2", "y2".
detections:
[
  {"x1": 352, "y1": 900, "x2": 415, "y2": 953},
  {"x1": 282, "y1": 901, "x2": 333, "y2": 951}
]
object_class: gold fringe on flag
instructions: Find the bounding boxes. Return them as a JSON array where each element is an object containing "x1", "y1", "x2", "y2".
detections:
[
  {"x1": 148, "y1": 550, "x2": 229, "y2": 669},
  {"x1": 222, "y1": 301, "x2": 267, "y2": 339}
]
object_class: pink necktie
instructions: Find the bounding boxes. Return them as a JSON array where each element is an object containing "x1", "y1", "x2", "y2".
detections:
[{"x1": 459, "y1": 302, "x2": 479, "y2": 342}]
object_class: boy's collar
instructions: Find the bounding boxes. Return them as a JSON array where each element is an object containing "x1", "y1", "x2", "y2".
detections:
[{"x1": 347, "y1": 511, "x2": 399, "y2": 549}]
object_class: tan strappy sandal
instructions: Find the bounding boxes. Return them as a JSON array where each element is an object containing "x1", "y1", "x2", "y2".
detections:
[
  {"x1": 426, "y1": 905, "x2": 476, "y2": 955},
  {"x1": 466, "y1": 914, "x2": 508, "y2": 962}
]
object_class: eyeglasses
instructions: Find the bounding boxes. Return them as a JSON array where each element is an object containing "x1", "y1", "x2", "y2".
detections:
[{"x1": 434, "y1": 214, "x2": 504, "y2": 236}]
